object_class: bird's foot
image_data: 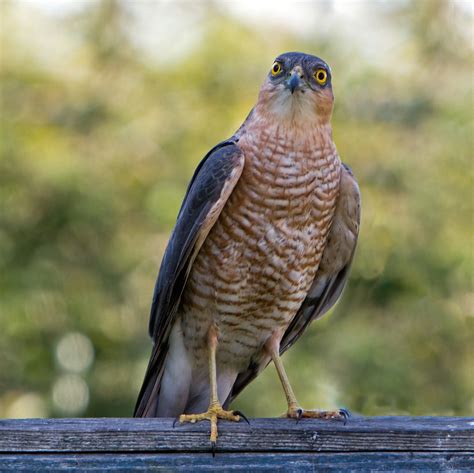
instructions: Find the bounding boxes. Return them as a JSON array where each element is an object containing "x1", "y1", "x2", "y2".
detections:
[
  {"x1": 179, "y1": 402, "x2": 244, "y2": 452},
  {"x1": 286, "y1": 406, "x2": 350, "y2": 424}
]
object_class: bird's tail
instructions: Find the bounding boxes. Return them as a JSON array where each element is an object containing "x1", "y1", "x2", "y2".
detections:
[{"x1": 133, "y1": 342, "x2": 167, "y2": 417}]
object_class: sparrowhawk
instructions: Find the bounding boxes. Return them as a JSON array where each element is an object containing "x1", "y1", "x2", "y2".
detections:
[{"x1": 134, "y1": 52, "x2": 361, "y2": 449}]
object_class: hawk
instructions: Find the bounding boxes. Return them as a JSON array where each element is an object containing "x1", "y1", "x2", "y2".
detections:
[{"x1": 134, "y1": 52, "x2": 361, "y2": 448}]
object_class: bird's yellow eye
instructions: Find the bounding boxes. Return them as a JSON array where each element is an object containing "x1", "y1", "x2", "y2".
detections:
[
  {"x1": 271, "y1": 61, "x2": 282, "y2": 76},
  {"x1": 314, "y1": 68, "x2": 328, "y2": 85}
]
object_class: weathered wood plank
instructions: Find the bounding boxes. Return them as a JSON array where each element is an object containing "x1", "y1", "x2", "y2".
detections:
[
  {"x1": 0, "y1": 417, "x2": 473, "y2": 454},
  {"x1": 1, "y1": 452, "x2": 473, "y2": 472}
]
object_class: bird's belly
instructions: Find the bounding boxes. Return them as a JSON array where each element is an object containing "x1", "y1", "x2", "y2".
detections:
[
  {"x1": 180, "y1": 137, "x2": 340, "y2": 371},
  {"x1": 181, "y1": 199, "x2": 324, "y2": 371},
  {"x1": 182, "y1": 226, "x2": 319, "y2": 369}
]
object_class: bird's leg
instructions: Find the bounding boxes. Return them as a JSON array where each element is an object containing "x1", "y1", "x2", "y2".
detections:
[
  {"x1": 265, "y1": 331, "x2": 348, "y2": 422},
  {"x1": 179, "y1": 324, "x2": 242, "y2": 448}
]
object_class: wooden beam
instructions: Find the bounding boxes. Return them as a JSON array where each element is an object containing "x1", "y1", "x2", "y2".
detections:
[
  {"x1": 1, "y1": 452, "x2": 473, "y2": 471},
  {"x1": 1, "y1": 417, "x2": 473, "y2": 470}
]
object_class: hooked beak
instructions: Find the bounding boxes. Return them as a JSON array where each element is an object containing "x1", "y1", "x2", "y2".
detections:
[{"x1": 286, "y1": 71, "x2": 302, "y2": 94}]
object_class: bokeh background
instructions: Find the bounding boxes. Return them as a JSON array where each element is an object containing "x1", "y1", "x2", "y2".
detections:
[{"x1": 0, "y1": 0, "x2": 472, "y2": 419}]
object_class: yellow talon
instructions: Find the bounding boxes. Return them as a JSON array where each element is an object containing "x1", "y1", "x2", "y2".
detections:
[
  {"x1": 179, "y1": 403, "x2": 241, "y2": 444},
  {"x1": 177, "y1": 326, "x2": 243, "y2": 449},
  {"x1": 287, "y1": 406, "x2": 348, "y2": 421},
  {"x1": 266, "y1": 332, "x2": 350, "y2": 425}
]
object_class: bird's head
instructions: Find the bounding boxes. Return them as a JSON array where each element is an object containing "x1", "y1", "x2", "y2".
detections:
[{"x1": 256, "y1": 52, "x2": 334, "y2": 125}]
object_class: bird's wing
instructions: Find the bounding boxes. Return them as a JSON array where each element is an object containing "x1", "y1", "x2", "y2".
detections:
[
  {"x1": 225, "y1": 162, "x2": 360, "y2": 406},
  {"x1": 134, "y1": 140, "x2": 245, "y2": 417}
]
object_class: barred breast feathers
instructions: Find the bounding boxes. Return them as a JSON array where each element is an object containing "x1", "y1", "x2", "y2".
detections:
[{"x1": 180, "y1": 106, "x2": 342, "y2": 369}]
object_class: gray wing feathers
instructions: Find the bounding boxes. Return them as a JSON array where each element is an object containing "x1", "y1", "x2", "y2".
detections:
[
  {"x1": 225, "y1": 162, "x2": 360, "y2": 406},
  {"x1": 134, "y1": 141, "x2": 245, "y2": 417},
  {"x1": 148, "y1": 142, "x2": 244, "y2": 340}
]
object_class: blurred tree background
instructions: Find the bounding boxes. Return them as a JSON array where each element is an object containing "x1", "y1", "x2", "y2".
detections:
[{"x1": 0, "y1": 0, "x2": 472, "y2": 419}]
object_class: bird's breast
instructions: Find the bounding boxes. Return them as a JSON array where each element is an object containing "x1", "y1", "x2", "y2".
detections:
[{"x1": 181, "y1": 125, "x2": 341, "y2": 369}]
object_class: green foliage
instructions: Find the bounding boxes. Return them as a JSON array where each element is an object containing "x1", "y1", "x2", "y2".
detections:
[{"x1": 0, "y1": 0, "x2": 472, "y2": 418}]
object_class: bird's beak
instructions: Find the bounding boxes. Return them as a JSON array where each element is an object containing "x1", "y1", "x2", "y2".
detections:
[{"x1": 286, "y1": 69, "x2": 302, "y2": 94}]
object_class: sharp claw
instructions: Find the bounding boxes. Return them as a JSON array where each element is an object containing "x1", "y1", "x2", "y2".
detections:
[
  {"x1": 339, "y1": 408, "x2": 351, "y2": 425},
  {"x1": 233, "y1": 410, "x2": 250, "y2": 425},
  {"x1": 296, "y1": 408, "x2": 303, "y2": 424},
  {"x1": 339, "y1": 408, "x2": 351, "y2": 417},
  {"x1": 211, "y1": 440, "x2": 217, "y2": 457}
]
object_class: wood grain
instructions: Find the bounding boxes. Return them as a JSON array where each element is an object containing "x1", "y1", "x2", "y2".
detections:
[
  {"x1": 1, "y1": 417, "x2": 473, "y2": 471},
  {"x1": 1, "y1": 453, "x2": 473, "y2": 472}
]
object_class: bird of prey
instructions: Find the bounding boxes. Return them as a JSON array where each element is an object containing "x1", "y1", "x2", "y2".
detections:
[{"x1": 134, "y1": 52, "x2": 361, "y2": 448}]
